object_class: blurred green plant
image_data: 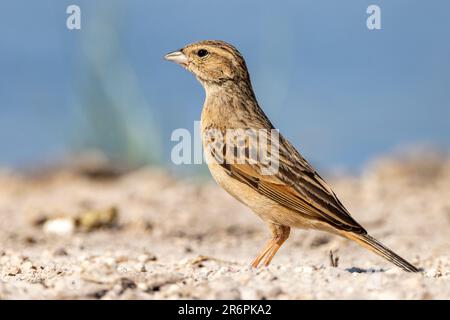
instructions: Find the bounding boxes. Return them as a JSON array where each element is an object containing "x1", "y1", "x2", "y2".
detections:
[{"x1": 72, "y1": 2, "x2": 162, "y2": 168}]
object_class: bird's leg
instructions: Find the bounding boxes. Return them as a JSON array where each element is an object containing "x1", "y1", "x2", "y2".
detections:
[
  {"x1": 251, "y1": 224, "x2": 290, "y2": 268},
  {"x1": 262, "y1": 225, "x2": 290, "y2": 266},
  {"x1": 250, "y1": 238, "x2": 275, "y2": 268}
]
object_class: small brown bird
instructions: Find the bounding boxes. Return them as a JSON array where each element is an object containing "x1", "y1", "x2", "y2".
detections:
[{"x1": 165, "y1": 40, "x2": 419, "y2": 272}]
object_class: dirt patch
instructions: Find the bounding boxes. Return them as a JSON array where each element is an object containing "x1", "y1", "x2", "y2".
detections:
[{"x1": 0, "y1": 155, "x2": 449, "y2": 299}]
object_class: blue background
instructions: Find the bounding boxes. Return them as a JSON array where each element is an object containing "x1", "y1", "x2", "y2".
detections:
[{"x1": 0, "y1": 0, "x2": 449, "y2": 173}]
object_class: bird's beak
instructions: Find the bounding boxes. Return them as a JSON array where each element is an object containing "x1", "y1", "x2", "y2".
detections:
[{"x1": 164, "y1": 50, "x2": 188, "y2": 66}]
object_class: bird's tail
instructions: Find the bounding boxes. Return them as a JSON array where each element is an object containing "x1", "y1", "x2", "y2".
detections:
[{"x1": 343, "y1": 232, "x2": 419, "y2": 272}]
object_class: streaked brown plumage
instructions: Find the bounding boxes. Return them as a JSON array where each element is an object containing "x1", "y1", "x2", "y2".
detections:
[{"x1": 165, "y1": 40, "x2": 419, "y2": 272}]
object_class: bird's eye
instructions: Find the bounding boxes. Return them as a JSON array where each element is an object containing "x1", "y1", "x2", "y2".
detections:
[{"x1": 197, "y1": 49, "x2": 208, "y2": 57}]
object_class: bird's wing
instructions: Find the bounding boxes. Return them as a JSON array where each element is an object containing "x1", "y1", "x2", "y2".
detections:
[{"x1": 209, "y1": 130, "x2": 366, "y2": 234}]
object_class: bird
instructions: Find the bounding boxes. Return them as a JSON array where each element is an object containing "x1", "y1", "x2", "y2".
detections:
[{"x1": 164, "y1": 40, "x2": 419, "y2": 272}]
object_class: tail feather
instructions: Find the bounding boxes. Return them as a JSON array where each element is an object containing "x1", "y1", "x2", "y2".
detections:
[{"x1": 344, "y1": 233, "x2": 419, "y2": 272}]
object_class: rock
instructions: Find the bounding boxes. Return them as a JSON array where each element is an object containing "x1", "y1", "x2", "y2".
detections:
[
  {"x1": 43, "y1": 218, "x2": 75, "y2": 236},
  {"x1": 77, "y1": 207, "x2": 118, "y2": 231},
  {"x1": 54, "y1": 248, "x2": 69, "y2": 256}
]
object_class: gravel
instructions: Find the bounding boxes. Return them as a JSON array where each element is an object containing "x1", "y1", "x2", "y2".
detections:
[{"x1": 0, "y1": 154, "x2": 449, "y2": 299}]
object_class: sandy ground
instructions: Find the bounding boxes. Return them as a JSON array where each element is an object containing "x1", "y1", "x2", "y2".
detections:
[{"x1": 0, "y1": 153, "x2": 449, "y2": 300}]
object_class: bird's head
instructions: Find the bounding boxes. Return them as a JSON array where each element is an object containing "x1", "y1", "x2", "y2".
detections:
[{"x1": 164, "y1": 40, "x2": 251, "y2": 86}]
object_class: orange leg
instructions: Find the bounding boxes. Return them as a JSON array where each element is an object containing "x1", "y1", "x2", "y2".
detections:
[
  {"x1": 263, "y1": 242, "x2": 283, "y2": 266},
  {"x1": 251, "y1": 224, "x2": 290, "y2": 268},
  {"x1": 251, "y1": 239, "x2": 275, "y2": 268}
]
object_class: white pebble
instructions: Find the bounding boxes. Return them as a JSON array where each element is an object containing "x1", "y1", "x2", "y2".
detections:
[{"x1": 43, "y1": 218, "x2": 75, "y2": 236}]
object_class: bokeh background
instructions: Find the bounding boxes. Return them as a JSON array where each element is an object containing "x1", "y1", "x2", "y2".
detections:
[
  {"x1": 1, "y1": 0, "x2": 449, "y2": 174},
  {"x1": 0, "y1": 1, "x2": 449, "y2": 300}
]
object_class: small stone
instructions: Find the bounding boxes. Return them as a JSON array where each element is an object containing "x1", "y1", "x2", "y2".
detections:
[
  {"x1": 115, "y1": 255, "x2": 129, "y2": 263},
  {"x1": 43, "y1": 218, "x2": 75, "y2": 236},
  {"x1": 118, "y1": 277, "x2": 137, "y2": 295},
  {"x1": 54, "y1": 248, "x2": 69, "y2": 256},
  {"x1": 21, "y1": 261, "x2": 33, "y2": 270},
  {"x1": 24, "y1": 236, "x2": 38, "y2": 244},
  {"x1": 138, "y1": 253, "x2": 157, "y2": 263},
  {"x1": 77, "y1": 207, "x2": 118, "y2": 232},
  {"x1": 88, "y1": 289, "x2": 109, "y2": 299},
  {"x1": 120, "y1": 277, "x2": 137, "y2": 289},
  {"x1": 8, "y1": 266, "x2": 22, "y2": 276}
]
